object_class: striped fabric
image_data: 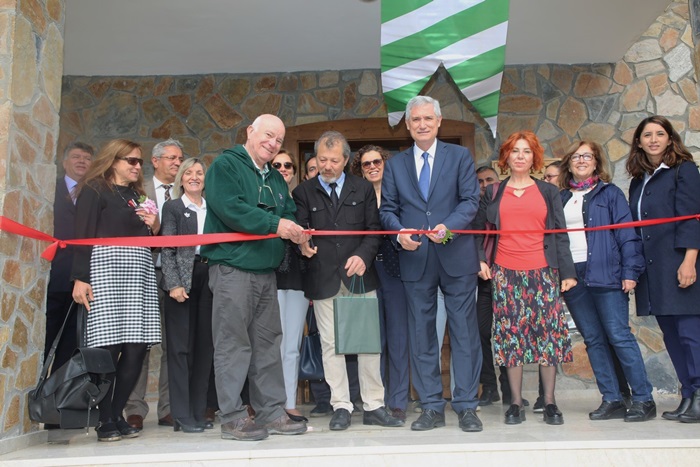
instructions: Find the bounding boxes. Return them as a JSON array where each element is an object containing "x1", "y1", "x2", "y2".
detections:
[{"x1": 381, "y1": 0, "x2": 510, "y2": 136}]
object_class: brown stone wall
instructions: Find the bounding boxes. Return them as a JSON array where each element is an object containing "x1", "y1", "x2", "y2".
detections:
[
  {"x1": 57, "y1": 1, "x2": 692, "y2": 398},
  {"x1": 0, "y1": 0, "x2": 64, "y2": 446}
]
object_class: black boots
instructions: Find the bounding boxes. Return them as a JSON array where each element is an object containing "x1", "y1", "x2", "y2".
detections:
[{"x1": 678, "y1": 389, "x2": 700, "y2": 423}]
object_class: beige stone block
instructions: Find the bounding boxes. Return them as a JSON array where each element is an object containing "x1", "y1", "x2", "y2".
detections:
[
  {"x1": 689, "y1": 107, "x2": 700, "y2": 130},
  {"x1": 18, "y1": 0, "x2": 45, "y2": 34},
  {"x1": 500, "y1": 74, "x2": 517, "y2": 95},
  {"x1": 606, "y1": 138, "x2": 631, "y2": 162},
  {"x1": 634, "y1": 60, "x2": 665, "y2": 78},
  {"x1": 10, "y1": 15, "x2": 37, "y2": 106},
  {"x1": 356, "y1": 97, "x2": 380, "y2": 116},
  {"x1": 659, "y1": 27, "x2": 679, "y2": 52},
  {"x1": 319, "y1": 71, "x2": 339, "y2": 87},
  {"x1": 573, "y1": 73, "x2": 612, "y2": 98},
  {"x1": 558, "y1": 97, "x2": 587, "y2": 137},
  {"x1": 358, "y1": 71, "x2": 378, "y2": 96},
  {"x1": 46, "y1": 0, "x2": 62, "y2": 22},
  {"x1": 314, "y1": 89, "x2": 340, "y2": 107},
  {"x1": 0, "y1": 0, "x2": 17, "y2": 8},
  {"x1": 646, "y1": 73, "x2": 669, "y2": 97},
  {"x1": 151, "y1": 116, "x2": 187, "y2": 140},
  {"x1": 2, "y1": 345, "x2": 17, "y2": 369},
  {"x1": 523, "y1": 68, "x2": 537, "y2": 94},
  {"x1": 254, "y1": 75, "x2": 276, "y2": 92},
  {"x1": 5, "y1": 395, "x2": 20, "y2": 430},
  {"x1": 11, "y1": 314, "x2": 28, "y2": 348},
  {"x1": 658, "y1": 10, "x2": 688, "y2": 29},
  {"x1": 14, "y1": 132, "x2": 37, "y2": 165},
  {"x1": 656, "y1": 89, "x2": 688, "y2": 116},
  {"x1": 277, "y1": 74, "x2": 298, "y2": 92},
  {"x1": 499, "y1": 95, "x2": 542, "y2": 114},
  {"x1": 671, "y1": 1, "x2": 690, "y2": 19},
  {"x1": 613, "y1": 61, "x2": 633, "y2": 86},
  {"x1": 549, "y1": 134, "x2": 572, "y2": 159},
  {"x1": 300, "y1": 72, "x2": 316, "y2": 90},
  {"x1": 14, "y1": 111, "x2": 42, "y2": 145},
  {"x1": 241, "y1": 93, "x2": 282, "y2": 121},
  {"x1": 578, "y1": 123, "x2": 615, "y2": 145},
  {"x1": 135, "y1": 76, "x2": 155, "y2": 97},
  {"x1": 681, "y1": 24, "x2": 692, "y2": 47},
  {"x1": 41, "y1": 23, "x2": 64, "y2": 111},
  {"x1": 0, "y1": 12, "x2": 12, "y2": 55},
  {"x1": 32, "y1": 95, "x2": 55, "y2": 127},
  {"x1": 294, "y1": 115, "x2": 327, "y2": 126},
  {"x1": 296, "y1": 93, "x2": 326, "y2": 114},
  {"x1": 637, "y1": 326, "x2": 665, "y2": 353},
  {"x1": 561, "y1": 341, "x2": 594, "y2": 381},
  {"x1": 168, "y1": 94, "x2": 192, "y2": 117},
  {"x1": 219, "y1": 77, "x2": 250, "y2": 106},
  {"x1": 551, "y1": 67, "x2": 573, "y2": 93},
  {"x1": 621, "y1": 80, "x2": 648, "y2": 112},
  {"x1": 204, "y1": 132, "x2": 232, "y2": 154},
  {"x1": 26, "y1": 276, "x2": 45, "y2": 309},
  {"x1": 87, "y1": 79, "x2": 111, "y2": 100},
  {"x1": 153, "y1": 76, "x2": 173, "y2": 96},
  {"x1": 16, "y1": 352, "x2": 38, "y2": 390},
  {"x1": 203, "y1": 94, "x2": 242, "y2": 131},
  {"x1": 112, "y1": 78, "x2": 137, "y2": 92},
  {"x1": 0, "y1": 290, "x2": 16, "y2": 323},
  {"x1": 343, "y1": 83, "x2": 357, "y2": 110},
  {"x1": 495, "y1": 115, "x2": 538, "y2": 141},
  {"x1": 537, "y1": 65, "x2": 550, "y2": 80},
  {"x1": 546, "y1": 100, "x2": 560, "y2": 121}
]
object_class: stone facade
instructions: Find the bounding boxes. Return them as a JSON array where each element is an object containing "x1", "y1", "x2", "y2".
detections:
[
  {"x1": 57, "y1": 1, "x2": 693, "y2": 398},
  {"x1": 0, "y1": 0, "x2": 64, "y2": 450}
]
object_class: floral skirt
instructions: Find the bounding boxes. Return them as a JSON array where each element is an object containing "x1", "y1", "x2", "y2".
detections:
[{"x1": 491, "y1": 264, "x2": 572, "y2": 367}]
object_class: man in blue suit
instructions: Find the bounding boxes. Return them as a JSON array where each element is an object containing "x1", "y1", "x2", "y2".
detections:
[{"x1": 380, "y1": 96, "x2": 482, "y2": 432}]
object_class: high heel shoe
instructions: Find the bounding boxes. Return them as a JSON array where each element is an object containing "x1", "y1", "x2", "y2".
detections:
[
  {"x1": 115, "y1": 417, "x2": 141, "y2": 438},
  {"x1": 174, "y1": 418, "x2": 205, "y2": 433}
]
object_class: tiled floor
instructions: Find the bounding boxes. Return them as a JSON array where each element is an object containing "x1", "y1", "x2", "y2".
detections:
[{"x1": 2, "y1": 391, "x2": 699, "y2": 466}]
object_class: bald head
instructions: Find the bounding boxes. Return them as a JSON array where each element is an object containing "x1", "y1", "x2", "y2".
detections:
[{"x1": 245, "y1": 114, "x2": 286, "y2": 168}]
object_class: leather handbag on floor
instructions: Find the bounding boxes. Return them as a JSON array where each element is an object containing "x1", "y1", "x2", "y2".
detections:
[
  {"x1": 28, "y1": 302, "x2": 115, "y2": 429},
  {"x1": 298, "y1": 304, "x2": 324, "y2": 381},
  {"x1": 333, "y1": 276, "x2": 381, "y2": 355}
]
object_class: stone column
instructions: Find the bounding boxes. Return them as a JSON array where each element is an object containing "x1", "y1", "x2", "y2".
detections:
[{"x1": 0, "y1": 0, "x2": 65, "y2": 453}]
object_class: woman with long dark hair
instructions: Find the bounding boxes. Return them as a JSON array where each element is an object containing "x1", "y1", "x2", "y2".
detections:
[
  {"x1": 627, "y1": 116, "x2": 700, "y2": 423},
  {"x1": 72, "y1": 139, "x2": 161, "y2": 441}
]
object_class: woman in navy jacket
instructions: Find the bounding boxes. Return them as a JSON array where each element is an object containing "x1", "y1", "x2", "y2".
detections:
[
  {"x1": 559, "y1": 141, "x2": 654, "y2": 422},
  {"x1": 627, "y1": 116, "x2": 700, "y2": 423}
]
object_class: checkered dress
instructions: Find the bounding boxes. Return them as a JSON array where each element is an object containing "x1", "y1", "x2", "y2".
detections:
[{"x1": 87, "y1": 245, "x2": 161, "y2": 347}]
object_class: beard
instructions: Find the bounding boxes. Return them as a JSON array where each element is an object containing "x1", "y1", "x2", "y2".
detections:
[{"x1": 319, "y1": 173, "x2": 338, "y2": 184}]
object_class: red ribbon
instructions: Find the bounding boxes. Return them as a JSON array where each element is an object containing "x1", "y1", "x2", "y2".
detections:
[{"x1": 0, "y1": 214, "x2": 698, "y2": 262}]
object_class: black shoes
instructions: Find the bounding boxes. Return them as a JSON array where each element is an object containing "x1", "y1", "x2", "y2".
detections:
[
  {"x1": 663, "y1": 398, "x2": 691, "y2": 421},
  {"x1": 363, "y1": 407, "x2": 404, "y2": 427},
  {"x1": 410, "y1": 409, "x2": 446, "y2": 431},
  {"x1": 678, "y1": 389, "x2": 700, "y2": 423},
  {"x1": 504, "y1": 404, "x2": 525, "y2": 425},
  {"x1": 624, "y1": 400, "x2": 656, "y2": 422},
  {"x1": 310, "y1": 401, "x2": 333, "y2": 417},
  {"x1": 478, "y1": 387, "x2": 500, "y2": 406},
  {"x1": 532, "y1": 396, "x2": 544, "y2": 413},
  {"x1": 329, "y1": 408, "x2": 352, "y2": 431},
  {"x1": 458, "y1": 409, "x2": 483, "y2": 432},
  {"x1": 173, "y1": 418, "x2": 205, "y2": 433},
  {"x1": 589, "y1": 400, "x2": 627, "y2": 421},
  {"x1": 96, "y1": 421, "x2": 122, "y2": 442},
  {"x1": 543, "y1": 404, "x2": 564, "y2": 425}
]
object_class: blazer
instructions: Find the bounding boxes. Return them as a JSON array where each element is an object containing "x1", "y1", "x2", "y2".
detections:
[
  {"x1": 380, "y1": 140, "x2": 480, "y2": 281},
  {"x1": 473, "y1": 177, "x2": 576, "y2": 280},
  {"x1": 292, "y1": 174, "x2": 381, "y2": 300},
  {"x1": 160, "y1": 198, "x2": 199, "y2": 293},
  {"x1": 629, "y1": 161, "x2": 700, "y2": 316},
  {"x1": 49, "y1": 177, "x2": 77, "y2": 293}
]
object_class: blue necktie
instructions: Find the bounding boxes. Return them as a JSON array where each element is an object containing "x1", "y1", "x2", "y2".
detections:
[{"x1": 418, "y1": 152, "x2": 430, "y2": 200}]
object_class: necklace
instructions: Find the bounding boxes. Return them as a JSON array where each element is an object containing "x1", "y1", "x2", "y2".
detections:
[{"x1": 113, "y1": 184, "x2": 139, "y2": 208}]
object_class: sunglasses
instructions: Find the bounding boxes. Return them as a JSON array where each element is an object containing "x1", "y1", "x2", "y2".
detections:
[
  {"x1": 118, "y1": 156, "x2": 144, "y2": 166},
  {"x1": 361, "y1": 158, "x2": 383, "y2": 169},
  {"x1": 272, "y1": 162, "x2": 294, "y2": 170}
]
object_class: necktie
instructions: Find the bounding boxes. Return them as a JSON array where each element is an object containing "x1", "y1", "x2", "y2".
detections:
[
  {"x1": 163, "y1": 184, "x2": 172, "y2": 202},
  {"x1": 329, "y1": 182, "x2": 339, "y2": 214},
  {"x1": 418, "y1": 152, "x2": 430, "y2": 200}
]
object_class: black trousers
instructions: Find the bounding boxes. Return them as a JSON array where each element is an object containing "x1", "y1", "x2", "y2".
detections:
[
  {"x1": 44, "y1": 291, "x2": 78, "y2": 372},
  {"x1": 164, "y1": 261, "x2": 214, "y2": 422}
]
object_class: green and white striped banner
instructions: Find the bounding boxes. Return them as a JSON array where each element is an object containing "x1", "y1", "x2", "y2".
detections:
[{"x1": 381, "y1": 0, "x2": 509, "y2": 136}]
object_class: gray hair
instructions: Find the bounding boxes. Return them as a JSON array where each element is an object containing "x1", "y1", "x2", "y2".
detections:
[
  {"x1": 152, "y1": 138, "x2": 185, "y2": 158},
  {"x1": 172, "y1": 158, "x2": 207, "y2": 199},
  {"x1": 406, "y1": 96, "x2": 442, "y2": 118},
  {"x1": 63, "y1": 141, "x2": 95, "y2": 160},
  {"x1": 315, "y1": 131, "x2": 351, "y2": 160}
]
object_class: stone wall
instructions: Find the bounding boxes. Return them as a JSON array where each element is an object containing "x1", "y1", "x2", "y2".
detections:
[
  {"x1": 0, "y1": 0, "x2": 64, "y2": 450},
  {"x1": 57, "y1": 1, "x2": 692, "y2": 398}
]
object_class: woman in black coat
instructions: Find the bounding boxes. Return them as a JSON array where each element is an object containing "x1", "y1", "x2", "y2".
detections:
[
  {"x1": 160, "y1": 158, "x2": 213, "y2": 433},
  {"x1": 627, "y1": 115, "x2": 700, "y2": 423}
]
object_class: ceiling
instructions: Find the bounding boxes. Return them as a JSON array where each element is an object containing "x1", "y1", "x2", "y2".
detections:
[{"x1": 63, "y1": 0, "x2": 672, "y2": 76}]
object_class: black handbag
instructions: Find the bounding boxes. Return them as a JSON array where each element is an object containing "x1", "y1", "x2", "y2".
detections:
[
  {"x1": 298, "y1": 304, "x2": 324, "y2": 381},
  {"x1": 28, "y1": 302, "x2": 115, "y2": 429}
]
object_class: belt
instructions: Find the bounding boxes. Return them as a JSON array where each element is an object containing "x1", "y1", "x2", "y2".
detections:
[{"x1": 194, "y1": 255, "x2": 208, "y2": 264}]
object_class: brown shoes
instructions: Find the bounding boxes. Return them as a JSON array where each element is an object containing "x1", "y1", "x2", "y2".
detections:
[
  {"x1": 158, "y1": 413, "x2": 174, "y2": 427},
  {"x1": 221, "y1": 416, "x2": 269, "y2": 441},
  {"x1": 126, "y1": 414, "x2": 144, "y2": 430},
  {"x1": 263, "y1": 413, "x2": 307, "y2": 435}
]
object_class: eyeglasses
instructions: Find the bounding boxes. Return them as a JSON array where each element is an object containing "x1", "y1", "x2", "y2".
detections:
[
  {"x1": 161, "y1": 155, "x2": 185, "y2": 163},
  {"x1": 571, "y1": 153, "x2": 594, "y2": 162},
  {"x1": 272, "y1": 162, "x2": 294, "y2": 170},
  {"x1": 257, "y1": 184, "x2": 278, "y2": 211},
  {"x1": 361, "y1": 159, "x2": 384, "y2": 169},
  {"x1": 543, "y1": 174, "x2": 558, "y2": 181},
  {"x1": 118, "y1": 156, "x2": 144, "y2": 166}
]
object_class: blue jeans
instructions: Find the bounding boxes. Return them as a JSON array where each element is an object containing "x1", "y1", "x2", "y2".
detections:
[{"x1": 563, "y1": 262, "x2": 653, "y2": 402}]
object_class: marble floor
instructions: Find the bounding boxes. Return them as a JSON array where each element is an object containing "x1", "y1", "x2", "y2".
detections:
[{"x1": 1, "y1": 391, "x2": 699, "y2": 467}]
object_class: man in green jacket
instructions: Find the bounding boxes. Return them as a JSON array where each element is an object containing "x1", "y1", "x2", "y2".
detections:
[{"x1": 202, "y1": 114, "x2": 309, "y2": 441}]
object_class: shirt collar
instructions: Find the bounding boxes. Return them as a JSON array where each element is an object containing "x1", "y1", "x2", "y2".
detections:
[
  {"x1": 413, "y1": 140, "x2": 438, "y2": 159},
  {"x1": 153, "y1": 175, "x2": 172, "y2": 189},
  {"x1": 318, "y1": 171, "x2": 346, "y2": 191},
  {"x1": 181, "y1": 193, "x2": 206, "y2": 210}
]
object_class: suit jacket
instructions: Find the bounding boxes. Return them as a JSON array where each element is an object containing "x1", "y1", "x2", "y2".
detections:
[
  {"x1": 380, "y1": 140, "x2": 480, "y2": 282},
  {"x1": 292, "y1": 174, "x2": 381, "y2": 300},
  {"x1": 144, "y1": 178, "x2": 160, "y2": 263},
  {"x1": 49, "y1": 177, "x2": 77, "y2": 293},
  {"x1": 160, "y1": 198, "x2": 199, "y2": 293},
  {"x1": 629, "y1": 160, "x2": 700, "y2": 316}
]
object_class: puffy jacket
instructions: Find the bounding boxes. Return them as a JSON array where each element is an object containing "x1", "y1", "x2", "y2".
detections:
[{"x1": 561, "y1": 182, "x2": 644, "y2": 288}]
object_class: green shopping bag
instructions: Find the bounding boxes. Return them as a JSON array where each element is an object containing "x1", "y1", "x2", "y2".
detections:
[{"x1": 333, "y1": 276, "x2": 381, "y2": 354}]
